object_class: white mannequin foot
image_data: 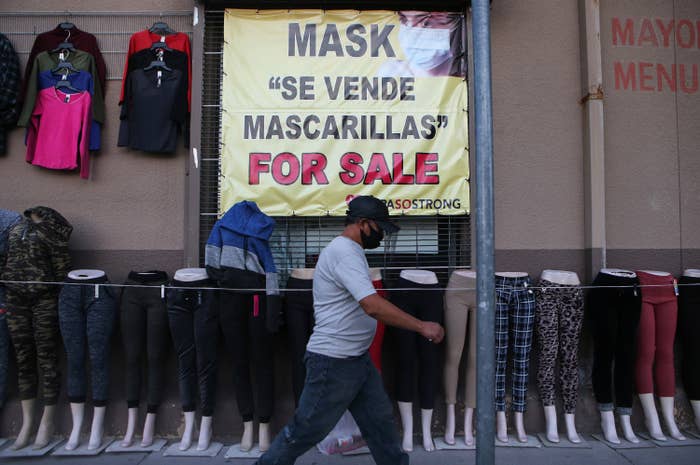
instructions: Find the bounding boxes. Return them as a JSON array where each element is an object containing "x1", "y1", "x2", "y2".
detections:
[
  {"x1": 618, "y1": 414, "x2": 639, "y2": 443},
  {"x1": 464, "y1": 408, "x2": 474, "y2": 446},
  {"x1": 141, "y1": 413, "x2": 156, "y2": 447},
  {"x1": 564, "y1": 413, "x2": 581, "y2": 443},
  {"x1": 659, "y1": 397, "x2": 686, "y2": 440},
  {"x1": 496, "y1": 411, "x2": 508, "y2": 443},
  {"x1": 691, "y1": 400, "x2": 700, "y2": 432},
  {"x1": 66, "y1": 403, "x2": 86, "y2": 450},
  {"x1": 197, "y1": 416, "x2": 213, "y2": 451},
  {"x1": 240, "y1": 420, "x2": 254, "y2": 452},
  {"x1": 11, "y1": 399, "x2": 36, "y2": 450},
  {"x1": 33, "y1": 404, "x2": 56, "y2": 449},
  {"x1": 259, "y1": 422, "x2": 271, "y2": 452},
  {"x1": 121, "y1": 407, "x2": 138, "y2": 447},
  {"x1": 421, "y1": 409, "x2": 435, "y2": 451},
  {"x1": 397, "y1": 401, "x2": 413, "y2": 451},
  {"x1": 179, "y1": 411, "x2": 196, "y2": 451},
  {"x1": 543, "y1": 405, "x2": 559, "y2": 443},
  {"x1": 88, "y1": 406, "x2": 106, "y2": 450},
  {"x1": 514, "y1": 412, "x2": 527, "y2": 443},
  {"x1": 600, "y1": 411, "x2": 620, "y2": 444},
  {"x1": 444, "y1": 404, "x2": 456, "y2": 445},
  {"x1": 638, "y1": 394, "x2": 666, "y2": 441}
]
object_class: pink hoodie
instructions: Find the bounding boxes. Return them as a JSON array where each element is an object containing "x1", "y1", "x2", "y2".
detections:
[{"x1": 26, "y1": 87, "x2": 92, "y2": 179}]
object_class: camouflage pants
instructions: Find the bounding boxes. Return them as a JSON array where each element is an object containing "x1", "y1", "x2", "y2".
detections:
[{"x1": 5, "y1": 290, "x2": 60, "y2": 404}]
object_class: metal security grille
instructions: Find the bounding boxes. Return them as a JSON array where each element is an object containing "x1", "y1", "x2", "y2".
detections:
[
  {"x1": 0, "y1": 11, "x2": 193, "y2": 81},
  {"x1": 199, "y1": 9, "x2": 471, "y2": 286}
]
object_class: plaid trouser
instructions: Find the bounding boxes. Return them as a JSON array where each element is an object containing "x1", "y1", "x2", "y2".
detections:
[{"x1": 495, "y1": 275, "x2": 536, "y2": 412}]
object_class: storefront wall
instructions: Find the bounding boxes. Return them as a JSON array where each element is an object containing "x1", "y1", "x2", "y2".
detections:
[{"x1": 0, "y1": 0, "x2": 698, "y2": 439}]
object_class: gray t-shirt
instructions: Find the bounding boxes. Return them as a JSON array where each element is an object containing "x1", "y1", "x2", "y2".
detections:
[{"x1": 306, "y1": 236, "x2": 378, "y2": 358}]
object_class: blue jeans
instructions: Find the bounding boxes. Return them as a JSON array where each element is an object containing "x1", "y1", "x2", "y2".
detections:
[
  {"x1": 0, "y1": 287, "x2": 8, "y2": 408},
  {"x1": 256, "y1": 351, "x2": 408, "y2": 465},
  {"x1": 58, "y1": 277, "x2": 117, "y2": 405}
]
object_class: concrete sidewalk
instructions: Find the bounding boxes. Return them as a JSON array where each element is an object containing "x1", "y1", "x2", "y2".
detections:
[{"x1": 1, "y1": 435, "x2": 700, "y2": 465}]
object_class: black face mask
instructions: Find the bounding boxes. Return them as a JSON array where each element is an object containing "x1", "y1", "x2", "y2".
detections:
[{"x1": 360, "y1": 223, "x2": 384, "y2": 249}]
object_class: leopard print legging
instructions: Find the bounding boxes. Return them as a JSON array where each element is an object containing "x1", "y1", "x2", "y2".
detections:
[{"x1": 534, "y1": 280, "x2": 584, "y2": 413}]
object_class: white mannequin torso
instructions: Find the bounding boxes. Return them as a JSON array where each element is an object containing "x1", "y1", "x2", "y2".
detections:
[
  {"x1": 174, "y1": 268, "x2": 208, "y2": 282},
  {"x1": 68, "y1": 269, "x2": 105, "y2": 280},
  {"x1": 454, "y1": 269, "x2": 476, "y2": 279},
  {"x1": 600, "y1": 268, "x2": 636, "y2": 278},
  {"x1": 495, "y1": 272, "x2": 528, "y2": 278},
  {"x1": 639, "y1": 270, "x2": 671, "y2": 277},
  {"x1": 400, "y1": 269, "x2": 438, "y2": 285},
  {"x1": 368, "y1": 267, "x2": 383, "y2": 282},
  {"x1": 540, "y1": 269, "x2": 580, "y2": 286},
  {"x1": 683, "y1": 269, "x2": 700, "y2": 278},
  {"x1": 290, "y1": 268, "x2": 315, "y2": 280}
]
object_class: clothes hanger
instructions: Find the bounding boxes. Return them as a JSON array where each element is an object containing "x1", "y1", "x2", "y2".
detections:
[
  {"x1": 58, "y1": 21, "x2": 75, "y2": 30},
  {"x1": 54, "y1": 79, "x2": 80, "y2": 93},
  {"x1": 51, "y1": 59, "x2": 79, "y2": 74},
  {"x1": 143, "y1": 60, "x2": 172, "y2": 72},
  {"x1": 149, "y1": 21, "x2": 176, "y2": 35},
  {"x1": 51, "y1": 28, "x2": 75, "y2": 53},
  {"x1": 149, "y1": 41, "x2": 173, "y2": 52}
]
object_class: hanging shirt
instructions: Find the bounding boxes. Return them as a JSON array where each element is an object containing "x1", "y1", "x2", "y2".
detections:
[
  {"x1": 37, "y1": 70, "x2": 101, "y2": 151},
  {"x1": 120, "y1": 30, "x2": 191, "y2": 110},
  {"x1": 118, "y1": 68, "x2": 187, "y2": 153},
  {"x1": 21, "y1": 25, "x2": 106, "y2": 102},
  {"x1": 19, "y1": 49, "x2": 104, "y2": 127},
  {"x1": 127, "y1": 48, "x2": 189, "y2": 86},
  {"x1": 26, "y1": 87, "x2": 92, "y2": 179},
  {"x1": 0, "y1": 33, "x2": 20, "y2": 155}
]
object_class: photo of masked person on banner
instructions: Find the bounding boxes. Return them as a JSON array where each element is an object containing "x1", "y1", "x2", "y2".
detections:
[{"x1": 378, "y1": 11, "x2": 466, "y2": 78}]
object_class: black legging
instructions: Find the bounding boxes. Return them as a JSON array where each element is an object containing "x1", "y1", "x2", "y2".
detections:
[
  {"x1": 390, "y1": 277, "x2": 443, "y2": 409},
  {"x1": 219, "y1": 290, "x2": 275, "y2": 423},
  {"x1": 589, "y1": 272, "x2": 641, "y2": 413},
  {"x1": 166, "y1": 278, "x2": 219, "y2": 416},
  {"x1": 120, "y1": 271, "x2": 170, "y2": 412},
  {"x1": 679, "y1": 276, "x2": 700, "y2": 401},
  {"x1": 284, "y1": 277, "x2": 314, "y2": 406}
]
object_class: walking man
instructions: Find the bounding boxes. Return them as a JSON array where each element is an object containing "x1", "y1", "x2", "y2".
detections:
[{"x1": 256, "y1": 195, "x2": 445, "y2": 465}]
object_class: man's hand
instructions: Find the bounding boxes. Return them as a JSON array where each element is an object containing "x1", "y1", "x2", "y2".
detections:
[{"x1": 419, "y1": 321, "x2": 445, "y2": 344}]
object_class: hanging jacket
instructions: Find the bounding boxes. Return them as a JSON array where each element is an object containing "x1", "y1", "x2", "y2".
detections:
[
  {"x1": 205, "y1": 201, "x2": 281, "y2": 332},
  {"x1": 1, "y1": 206, "x2": 73, "y2": 301},
  {"x1": 0, "y1": 33, "x2": 20, "y2": 155},
  {"x1": 0, "y1": 209, "x2": 22, "y2": 288}
]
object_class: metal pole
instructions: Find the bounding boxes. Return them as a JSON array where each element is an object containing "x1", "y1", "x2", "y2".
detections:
[{"x1": 472, "y1": 1, "x2": 496, "y2": 465}]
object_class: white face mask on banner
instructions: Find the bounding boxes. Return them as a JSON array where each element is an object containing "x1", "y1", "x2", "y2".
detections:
[{"x1": 398, "y1": 24, "x2": 453, "y2": 71}]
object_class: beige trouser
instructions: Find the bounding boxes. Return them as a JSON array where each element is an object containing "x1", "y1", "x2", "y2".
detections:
[{"x1": 443, "y1": 272, "x2": 477, "y2": 407}]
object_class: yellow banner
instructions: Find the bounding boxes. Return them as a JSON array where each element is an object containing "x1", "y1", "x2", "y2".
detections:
[{"x1": 222, "y1": 9, "x2": 469, "y2": 215}]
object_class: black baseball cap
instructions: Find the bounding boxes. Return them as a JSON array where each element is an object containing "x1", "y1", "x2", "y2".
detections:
[{"x1": 346, "y1": 195, "x2": 400, "y2": 233}]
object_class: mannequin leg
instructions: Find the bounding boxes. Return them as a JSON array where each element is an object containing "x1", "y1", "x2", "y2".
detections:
[
  {"x1": 619, "y1": 413, "x2": 639, "y2": 443},
  {"x1": 88, "y1": 406, "x2": 106, "y2": 450},
  {"x1": 659, "y1": 397, "x2": 685, "y2": 440},
  {"x1": 197, "y1": 416, "x2": 213, "y2": 451},
  {"x1": 141, "y1": 413, "x2": 157, "y2": 447},
  {"x1": 514, "y1": 411, "x2": 527, "y2": 443},
  {"x1": 179, "y1": 411, "x2": 196, "y2": 451},
  {"x1": 543, "y1": 405, "x2": 559, "y2": 442},
  {"x1": 692, "y1": 400, "x2": 700, "y2": 432},
  {"x1": 638, "y1": 393, "x2": 666, "y2": 440},
  {"x1": 496, "y1": 410, "x2": 508, "y2": 443},
  {"x1": 421, "y1": 409, "x2": 434, "y2": 451},
  {"x1": 121, "y1": 407, "x2": 138, "y2": 447},
  {"x1": 33, "y1": 404, "x2": 56, "y2": 449},
  {"x1": 444, "y1": 403, "x2": 456, "y2": 445},
  {"x1": 240, "y1": 420, "x2": 254, "y2": 452},
  {"x1": 66, "y1": 402, "x2": 86, "y2": 450},
  {"x1": 600, "y1": 410, "x2": 620, "y2": 444},
  {"x1": 397, "y1": 401, "x2": 413, "y2": 451},
  {"x1": 11, "y1": 398, "x2": 36, "y2": 450},
  {"x1": 564, "y1": 413, "x2": 581, "y2": 443},
  {"x1": 464, "y1": 408, "x2": 474, "y2": 446},
  {"x1": 259, "y1": 422, "x2": 271, "y2": 452}
]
